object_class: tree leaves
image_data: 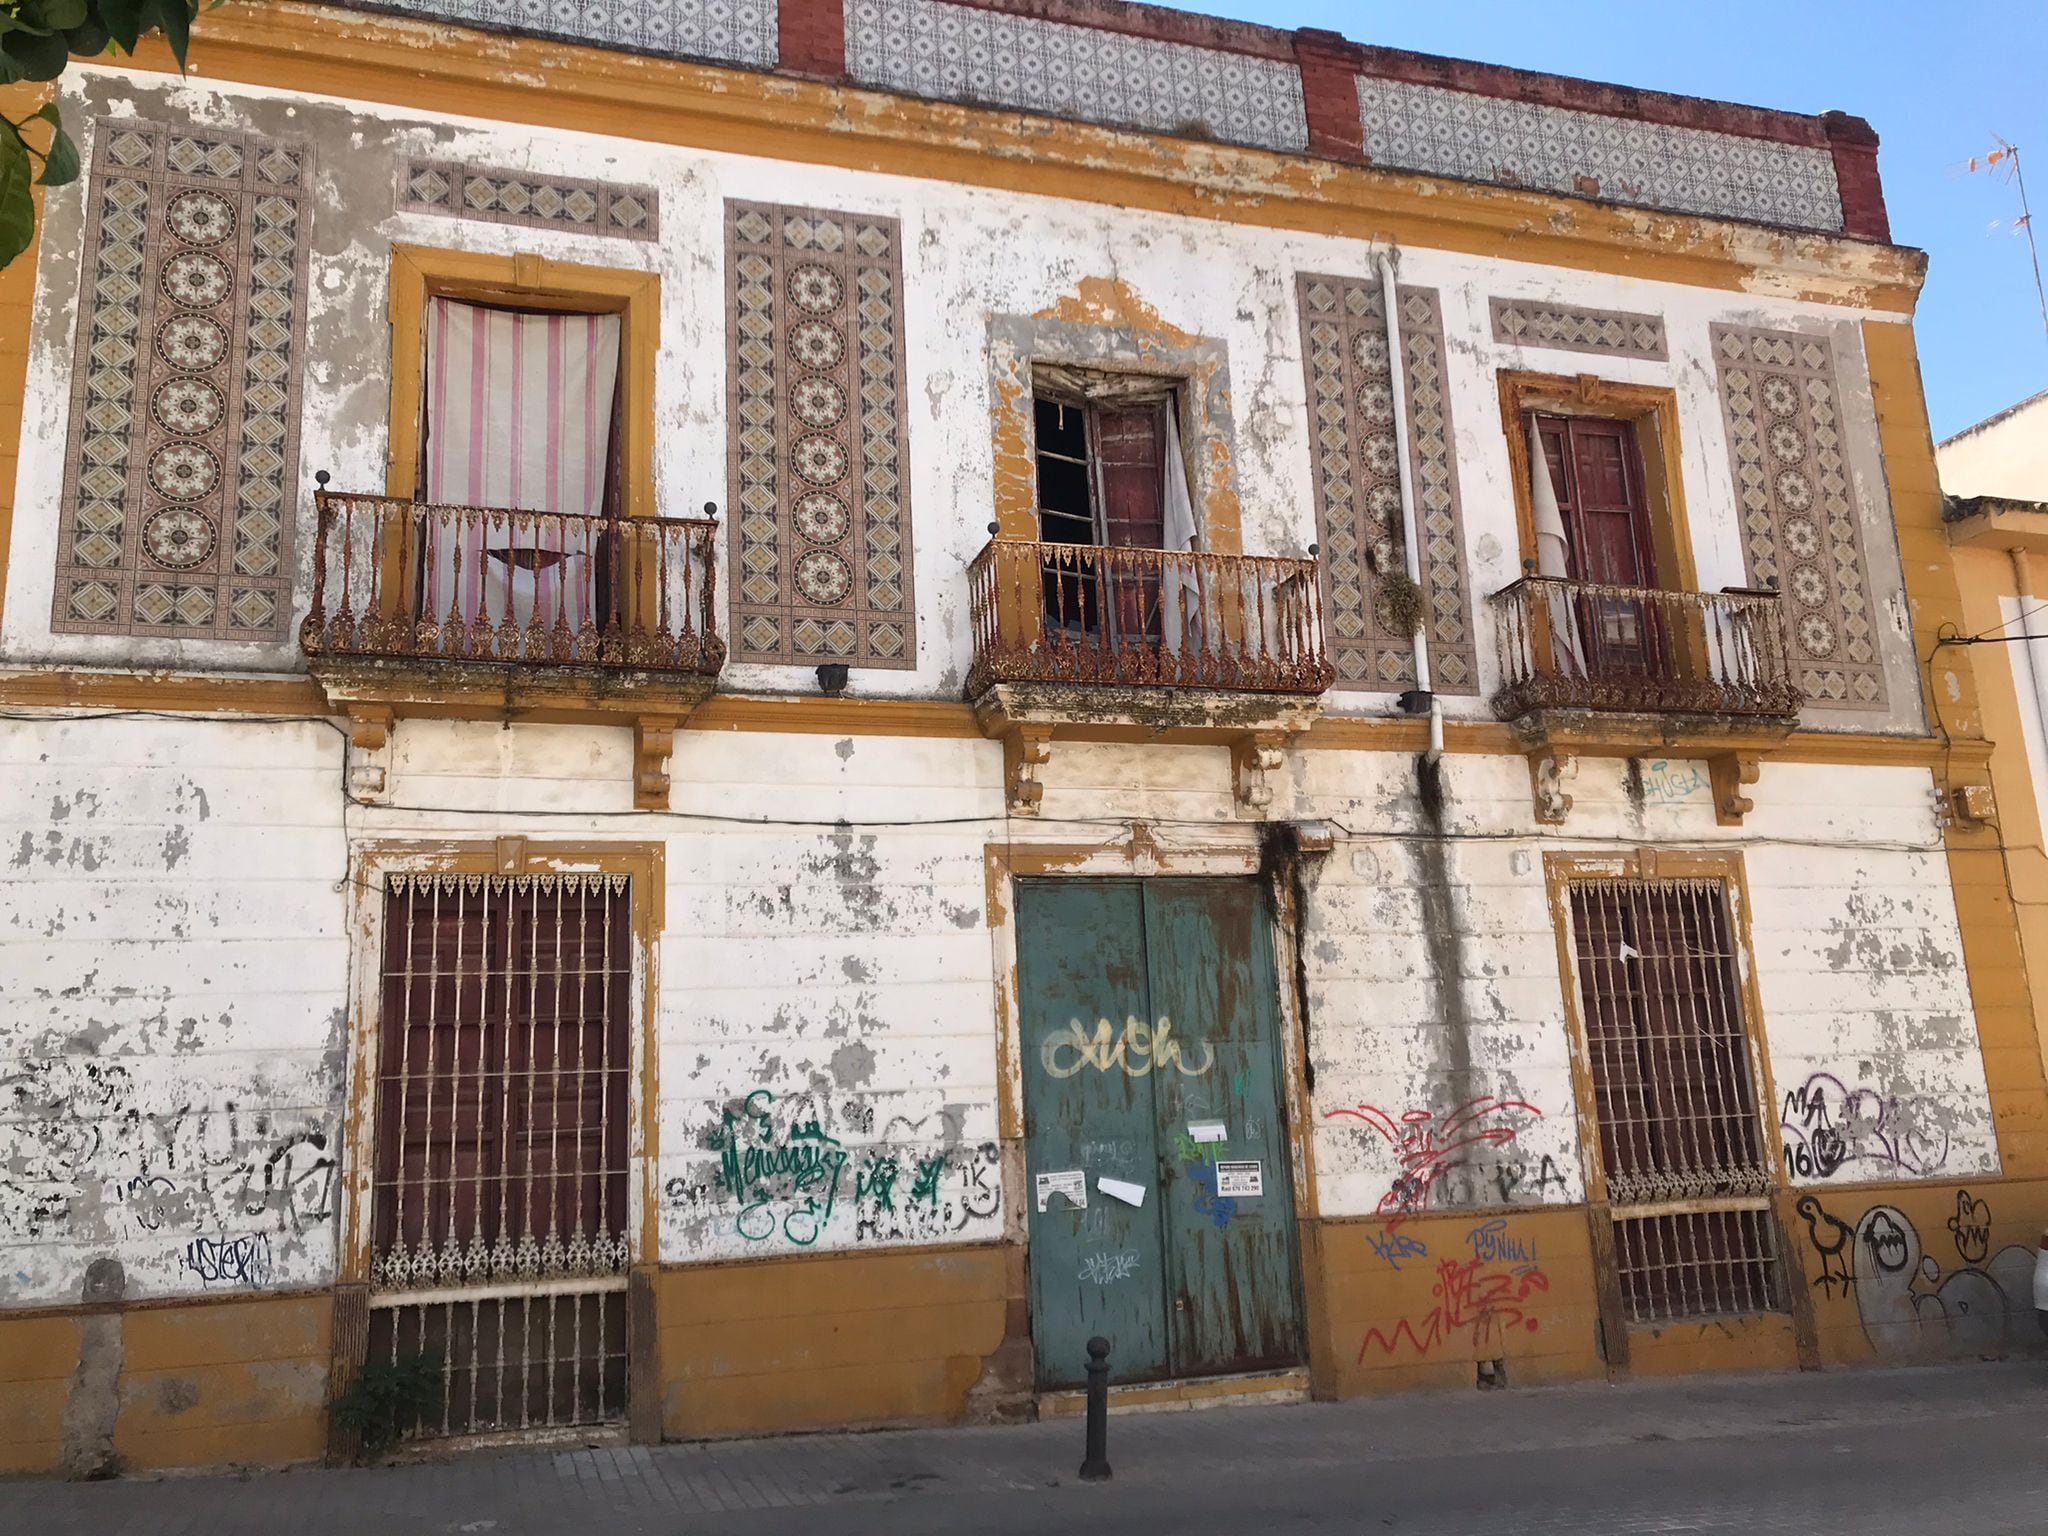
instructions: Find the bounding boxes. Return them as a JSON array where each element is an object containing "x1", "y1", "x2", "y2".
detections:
[
  {"x1": 0, "y1": 0, "x2": 209, "y2": 268},
  {"x1": 0, "y1": 124, "x2": 36, "y2": 271},
  {"x1": 30, "y1": 105, "x2": 78, "y2": 186}
]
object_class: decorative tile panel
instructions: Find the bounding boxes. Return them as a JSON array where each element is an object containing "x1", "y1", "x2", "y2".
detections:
[
  {"x1": 846, "y1": 0, "x2": 1307, "y2": 154},
  {"x1": 1358, "y1": 77, "x2": 1844, "y2": 232},
  {"x1": 52, "y1": 118, "x2": 311, "y2": 642},
  {"x1": 726, "y1": 201, "x2": 916, "y2": 668},
  {"x1": 397, "y1": 159, "x2": 659, "y2": 241},
  {"x1": 1711, "y1": 323, "x2": 1884, "y2": 711},
  {"x1": 1297, "y1": 273, "x2": 1476, "y2": 695},
  {"x1": 1488, "y1": 298, "x2": 1668, "y2": 362},
  {"x1": 343, "y1": 0, "x2": 778, "y2": 69}
]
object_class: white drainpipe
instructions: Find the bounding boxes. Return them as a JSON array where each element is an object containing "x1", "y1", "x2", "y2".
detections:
[
  {"x1": 1378, "y1": 248, "x2": 1443, "y2": 763},
  {"x1": 2014, "y1": 550, "x2": 2048, "y2": 746}
]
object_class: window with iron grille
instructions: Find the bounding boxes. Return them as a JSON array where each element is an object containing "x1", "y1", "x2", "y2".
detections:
[
  {"x1": 1568, "y1": 878, "x2": 1786, "y2": 1326},
  {"x1": 367, "y1": 871, "x2": 633, "y2": 1437}
]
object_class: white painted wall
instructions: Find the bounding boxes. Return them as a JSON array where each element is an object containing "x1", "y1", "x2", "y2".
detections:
[
  {"x1": 0, "y1": 708, "x2": 1991, "y2": 1304},
  {"x1": 0, "y1": 715, "x2": 348, "y2": 1303},
  {"x1": 5, "y1": 68, "x2": 1923, "y2": 732},
  {"x1": 1939, "y1": 391, "x2": 2048, "y2": 501}
]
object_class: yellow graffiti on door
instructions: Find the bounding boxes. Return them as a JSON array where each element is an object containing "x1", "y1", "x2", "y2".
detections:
[{"x1": 1040, "y1": 1016, "x2": 1216, "y2": 1079}]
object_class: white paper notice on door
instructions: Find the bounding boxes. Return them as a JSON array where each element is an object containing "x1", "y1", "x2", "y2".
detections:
[
  {"x1": 1096, "y1": 1176, "x2": 1147, "y2": 1208},
  {"x1": 1214, "y1": 1160, "x2": 1263, "y2": 1198},
  {"x1": 1035, "y1": 1170, "x2": 1088, "y2": 1211},
  {"x1": 1187, "y1": 1121, "x2": 1228, "y2": 1143}
]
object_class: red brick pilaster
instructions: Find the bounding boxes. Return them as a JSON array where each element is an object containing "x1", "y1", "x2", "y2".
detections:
[
  {"x1": 1294, "y1": 28, "x2": 1365, "y2": 162},
  {"x1": 779, "y1": 0, "x2": 846, "y2": 81},
  {"x1": 1822, "y1": 111, "x2": 1890, "y2": 244}
]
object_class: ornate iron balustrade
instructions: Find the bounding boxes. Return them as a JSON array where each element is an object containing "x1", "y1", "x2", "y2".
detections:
[
  {"x1": 1489, "y1": 577, "x2": 1801, "y2": 723},
  {"x1": 965, "y1": 536, "x2": 1333, "y2": 698},
  {"x1": 302, "y1": 484, "x2": 724, "y2": 676}
]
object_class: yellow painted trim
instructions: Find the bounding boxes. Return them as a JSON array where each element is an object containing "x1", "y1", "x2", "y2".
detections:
[
  {"x1": 385, "y1": 244, "x2": 659, "y2": 517},
  {"x1": 338, "y1": 839, "x2": 665, "y2": 1283},
  {"x1": 0, "y1": 82, "x2": 53, "y2": 643},
  {"x1": 99, "y1": 5, "x2": 1926, "y2": 313},
  {"x1": 0, "y1": 666, "x2": 1994, "y2": 770},
  {"x1": 1496, "y1": 371, "x2": 1698, "y2": 595}
]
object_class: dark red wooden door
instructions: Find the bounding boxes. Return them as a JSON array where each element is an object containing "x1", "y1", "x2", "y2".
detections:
[
  {"x1": 1537, "y1": 414, "x2": 1662, "y2": 680},
  {"x1": 1092, "y1": 404, "x2": 1167, "y2": 644}
]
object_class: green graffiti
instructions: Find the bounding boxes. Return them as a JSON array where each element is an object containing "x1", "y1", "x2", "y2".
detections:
[
  {"x1": 710, "y1": 1090, "x2": 848, "y2": 1245},
  {"x1": 908, "y1": 1153, "x2": 947, "y2": 1207}
]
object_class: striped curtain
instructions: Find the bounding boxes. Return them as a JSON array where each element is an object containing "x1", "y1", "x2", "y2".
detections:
[{"x1": 422, "y1": 298, "x2": 623, "y2": 632}]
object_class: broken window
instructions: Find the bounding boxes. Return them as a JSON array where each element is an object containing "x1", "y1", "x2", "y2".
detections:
[{"x1": 1031, "y1": 370, "x2": 1198, "y2": 646}]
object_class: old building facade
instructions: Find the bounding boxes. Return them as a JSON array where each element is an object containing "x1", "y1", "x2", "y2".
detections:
[{"x1": 2, "y1": 0, "x2": 2043, "y2": 1475}]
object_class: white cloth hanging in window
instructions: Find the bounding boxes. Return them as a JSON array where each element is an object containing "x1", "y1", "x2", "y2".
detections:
[
  {"x1": 1160, "y1": 407, "x2": 1206, "y2": 657},
  {"x1": 421, "y1": 298, "x2": 622, "y2": 633},
  {"x1": 1528, "y1": 417, "x2": 1587, "y2": 678}
]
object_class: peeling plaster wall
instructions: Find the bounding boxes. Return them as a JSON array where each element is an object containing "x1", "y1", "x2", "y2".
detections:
[
  {"x1": 0, "y1": 717, "x2": 347, "y2": 1305},
  {"x1": 379, "y1": 720, "x2": 1008, "y2": 1263},
  {"x1": 1029, "y1": 745, "x2": 1996, "y2": 1219},
  {"x1": 0, "y1": 710, "x2": 1998, "y2": 1297},
  {"x1": 5, "y1": 69, "x2": 1923, "y2": 732}
]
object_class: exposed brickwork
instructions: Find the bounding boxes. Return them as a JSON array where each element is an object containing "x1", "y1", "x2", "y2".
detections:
[
  {"x1": 1293, "y1": 29, "x2": 1364, "y2": 162},
  {"x1": 1823, "y1": 112, "x2": 1891, "y2": 243},
  {"x1": 780, "y1": 0, "x2": 846, "y2": 79}
]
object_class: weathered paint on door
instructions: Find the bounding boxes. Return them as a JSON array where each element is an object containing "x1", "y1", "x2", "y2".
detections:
[{"x1": 1016, "y1": 878, "x2": 1303, "y2": 1391}]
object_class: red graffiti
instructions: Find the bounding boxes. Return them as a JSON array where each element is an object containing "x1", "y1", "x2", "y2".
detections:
[
  {"x1": 1324, "y1": 1096, "x2": 1540, "y2": 1229},
  {"x1": 1357, "y1": 1256, "x2": 1549, "y2": 1362}
]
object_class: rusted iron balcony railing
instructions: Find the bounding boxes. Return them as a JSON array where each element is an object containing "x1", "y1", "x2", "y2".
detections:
[
  {"x1": 965, "y1": 536, "x2": 1333, "y2": 698},
  {"x1": 301, "y1": 484, "x2": 724, "y2": 676},
  {"x1": 1490, "y1": 577, "x2": 1801, "y2": 723}
]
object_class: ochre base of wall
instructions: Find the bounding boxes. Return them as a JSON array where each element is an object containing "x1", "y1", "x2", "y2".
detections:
[
  {"x1": 655, "y1": 1242, "x2": 1021, "y2": 1440},
  {"x1": 1301, "y1": 1177, "x2": 2048, "y2": 1397},
  {"x1": 0, "y1": 1291, "x2": 331, "y2": 1475},
  {"x1": 8, "y1": 1183, "x2": 2044, "y2": 1476}
]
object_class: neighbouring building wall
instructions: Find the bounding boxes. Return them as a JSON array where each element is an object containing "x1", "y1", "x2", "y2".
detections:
[{"x1": 1939, "y1": 390, "x2": 2048, "y2": 501}]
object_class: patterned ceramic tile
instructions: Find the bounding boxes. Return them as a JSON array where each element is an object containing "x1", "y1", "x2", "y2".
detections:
[
  {"x1": 342, "y1": 0, "x2": 778, "y2": 69},
  {"x1": 846, "y1": 0, "x2": 1307, "y2": 153},
  {"x1": 53, "y1": 118, "x2": 311, "y2": 642},
  {"x1": 1488, "y1": 297, "x2": 1668, "y2": 362},
  {"x1": 1358, "y1": 77, "x2": 1843, "y2": 232},
  {"x1": 727, "y1": 201, "x2": 916, "y2": 668},
  {"x1": 1297, "y1": 273, "x2": 1476, "y2": 695},
  {"x1": 1711, "y1": 323, "x2": 1884, "y2": 710},
  {"x1": 398, "y1": 159, "x2": 660, "y2": 240}
]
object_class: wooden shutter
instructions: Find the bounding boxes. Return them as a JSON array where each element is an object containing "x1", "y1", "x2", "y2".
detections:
[
  {"x1": 1091, "y1": 404, "x2": 1169, "y2": 550},
  {"x1": 1534, "y1": 413, "x2": 1657, "y2": 587}
]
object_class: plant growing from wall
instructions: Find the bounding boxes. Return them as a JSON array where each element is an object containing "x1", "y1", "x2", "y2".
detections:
[
  {"x1": 1, "y1": 0, "x2": 207, "y2": 269},
  {"x1": 331, "y1": 1351, "x2": 442, "y2": 1462}
]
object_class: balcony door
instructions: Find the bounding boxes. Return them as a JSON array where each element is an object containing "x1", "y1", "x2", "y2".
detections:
[
  {"x1": 1534, "y1": 413, "x2": 1664, "y2": 683},
  {"x1": 1034, "y1": 390, "x2": 1199, "y2": 657}
]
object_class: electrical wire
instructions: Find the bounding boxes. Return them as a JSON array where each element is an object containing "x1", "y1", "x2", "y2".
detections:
[{"x1": 4, "y1": 701, "x2": 1953, "y2": 854}]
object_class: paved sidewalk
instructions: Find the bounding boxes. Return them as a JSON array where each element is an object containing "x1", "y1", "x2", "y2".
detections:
[{"x1": 10, "y1": 1361, "x2": 2048, "y2": 1535}]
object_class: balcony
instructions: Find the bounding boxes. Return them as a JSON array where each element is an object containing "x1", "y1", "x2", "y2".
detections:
[
  {"x1": 1487, "y1": 577, "x2": 1802, "y2": 825},
  {"x1": 300, "y1": 483, "x2": 725, "y2": 806},
  {"x1": 964, "y1": 536, "x2": 1333, "y2": 812}
]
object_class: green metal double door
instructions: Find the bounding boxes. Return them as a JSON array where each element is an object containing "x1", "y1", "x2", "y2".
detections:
[{"x1": 1016, "y1": 878, "x2": 1304, "y2": 1391}]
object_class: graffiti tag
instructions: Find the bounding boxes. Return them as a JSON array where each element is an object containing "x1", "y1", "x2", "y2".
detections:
[
  {"x1": 1040, "y1": 1016, "x2": 1215, "y2": 1080},
  {"x1": 1780, "y1": 1072, "x2": 1950, "y2": 1181},
  {"x1": 1358, "y1": 1255, "x2": 1548, "y2": 1361},
  {"x1": 1324, "y1": 1097, "x2": 1541, "y2": 1229}
]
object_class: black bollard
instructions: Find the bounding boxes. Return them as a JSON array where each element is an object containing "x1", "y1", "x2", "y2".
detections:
[{"x1": 1078, "y1": 1335, "x2": 1112, "y2": 1482}]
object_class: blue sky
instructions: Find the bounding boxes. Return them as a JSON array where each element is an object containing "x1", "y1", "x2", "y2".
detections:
[{"x1": 1208, "y1": 0, "x2": 2048, "y2": 439}]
